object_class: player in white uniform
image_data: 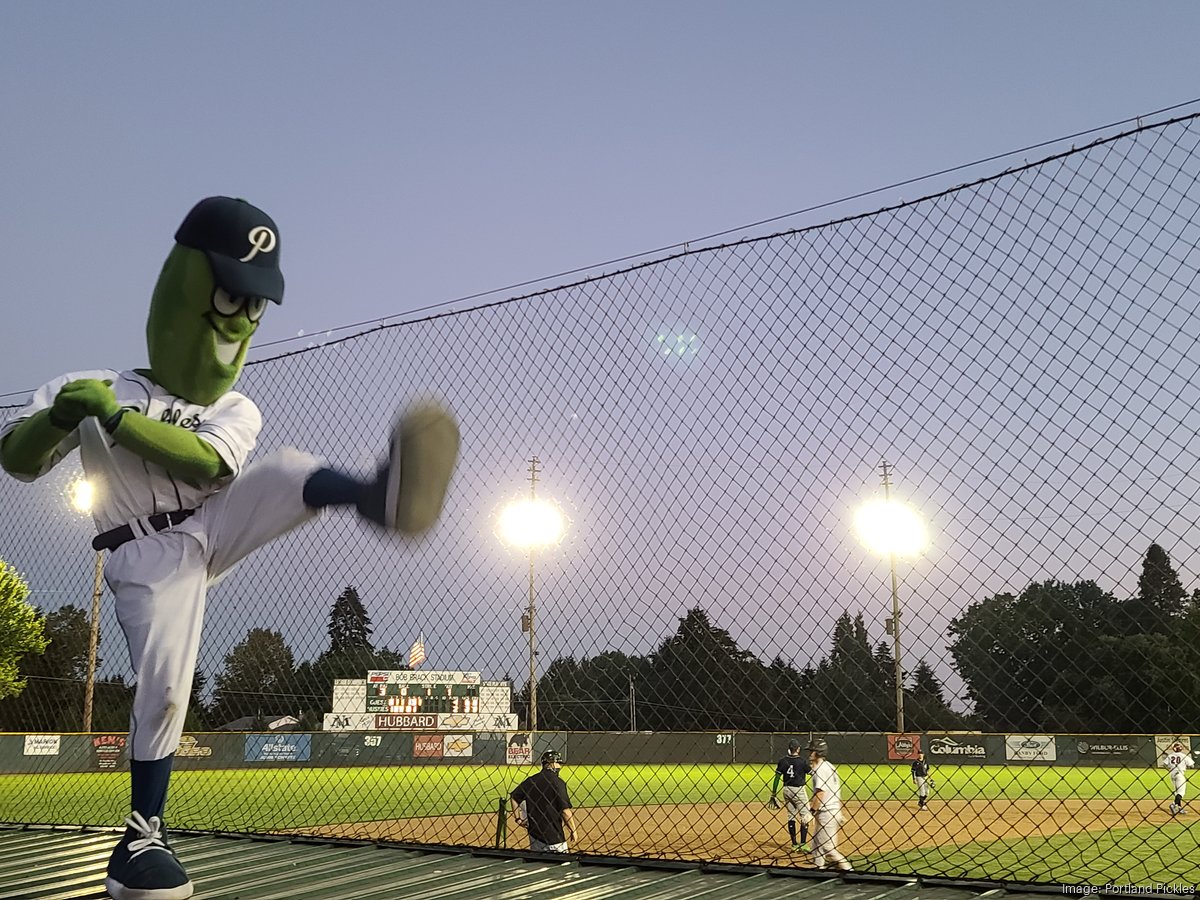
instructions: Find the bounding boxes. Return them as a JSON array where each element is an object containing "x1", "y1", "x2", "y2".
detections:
[
  {"x1": 0, "y1": 197, "x2": 458, "y2": 900},
  {"x1": 807, "y1": 738, "x2": 852, "y2": 872},
  {"x1": 1161, "y1": 741, "x2": 1195, "y2": 815}
]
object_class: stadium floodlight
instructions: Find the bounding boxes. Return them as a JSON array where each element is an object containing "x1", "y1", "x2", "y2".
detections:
[
  {"x1": 497, "y1": 458, "x2": 566, "y2": 733},
  {"x1": 854, "y1": 461, "x2": 928, "y2": 734},
  {"x1": 66, "y1": 478, "x2": 105, "y2": 733},
  {"x1": 853, "y1": 498, "x2": 928, "y2": 559},
  {"x1": 68, "y1": 477, "x2": 95, "y2": 514},
  {"x1": 497, "y1": 498, "x2": 565, "y2": 551}
]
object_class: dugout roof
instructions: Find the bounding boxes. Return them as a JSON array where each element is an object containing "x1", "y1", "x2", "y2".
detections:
[{"x1": 0, "y1": 827, "x2": 1156, "y2": 900}]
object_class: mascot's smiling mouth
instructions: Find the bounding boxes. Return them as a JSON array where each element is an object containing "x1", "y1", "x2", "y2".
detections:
[
  {"x1": 215, "y1": 332, "x2": 241, "y2": 366},
  {"x1": 203, "y1": 313, "x2": 249, "y2": 367}
]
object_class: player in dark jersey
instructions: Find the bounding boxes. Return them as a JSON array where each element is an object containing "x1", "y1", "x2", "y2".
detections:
[
  {"x1": 911, "y1": 752, "x2": 931, "y2": 810},
  {"x1": 768, "y1": 738, "x2": 812, "y2": 852}
]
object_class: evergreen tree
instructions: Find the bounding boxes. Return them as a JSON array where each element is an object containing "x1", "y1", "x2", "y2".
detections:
[
  {"x1": 210, "y1": 628, "x2": 297, "y2": 726},
  {"x1": 328, "y1": 586, "x2": 373, "y2": 656},
  {"x1": 1126, "y1": 543, "x2": 1187, "y2": 632}
]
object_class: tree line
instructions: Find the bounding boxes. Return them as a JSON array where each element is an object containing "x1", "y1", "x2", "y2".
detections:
[{"x1": 1, "y1": 542, "x2": 1195, "y2": 733}]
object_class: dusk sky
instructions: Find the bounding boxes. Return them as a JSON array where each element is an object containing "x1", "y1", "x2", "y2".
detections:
[
  {"x1": 3, "y1": 3, "x2": 1200, "y2": 397},
  {"x1": 5, "y1": 5, "x2": 1200, "y2": 716}
]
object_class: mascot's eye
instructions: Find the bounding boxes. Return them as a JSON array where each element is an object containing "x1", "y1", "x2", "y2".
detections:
[
  {"x1": 212, "y1": 288, "x2": 242, "y2": 317},
  {"x1": 246, "y1": 297, "x2": 268, "y2": 322}
]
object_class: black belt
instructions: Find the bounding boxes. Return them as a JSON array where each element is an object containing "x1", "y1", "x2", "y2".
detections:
[{"x1": 92, "y1": 509, "x2": 196, "y2": 552}]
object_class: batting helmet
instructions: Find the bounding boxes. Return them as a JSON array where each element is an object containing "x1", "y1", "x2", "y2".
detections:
[
  {"x1": 808, "y1": 738, "x2": 829, "y2": 757},
  {"x1": 787, "y1": 738, "x2": 802, "y2": 752},
  {"x1": 540, "y1": 749, "x2": 563, "y2": 766}
]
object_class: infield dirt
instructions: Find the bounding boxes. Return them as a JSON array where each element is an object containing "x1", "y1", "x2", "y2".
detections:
[{"x1": 285, "y1": 796, "x2": 1169, "y2": 867}]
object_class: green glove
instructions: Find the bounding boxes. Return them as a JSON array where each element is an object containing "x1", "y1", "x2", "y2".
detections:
[{"x1": 51, "y1": 379, "x2": 120, "y2": 428}]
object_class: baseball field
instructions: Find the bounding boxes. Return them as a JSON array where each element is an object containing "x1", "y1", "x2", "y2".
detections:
[{"x1": 3, "y1": 763, "x2": 1197, "y2": 887}]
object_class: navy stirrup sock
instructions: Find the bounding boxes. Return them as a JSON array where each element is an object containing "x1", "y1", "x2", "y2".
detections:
[
  {"x1": 130, "y1": 755, "x2": 175, "y2": 825},
  {"x1": 303, "y1": 468, "x2": 365, "y2": 508}
]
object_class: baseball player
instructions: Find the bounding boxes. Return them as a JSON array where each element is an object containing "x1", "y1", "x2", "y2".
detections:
[
  {"x1": 911, "y1": 752, "x2": 931, "y2": 810},
  {"x1": 1161, "y1": 741, "x2": 1195, "y2": 815},
  {"x1": 510, "y1": 750, "x2": 577, "y2": 852},
  {"x1": 769, "y1": 738, "x2": 812, "y2": 851},
  {"x1": 0, "y1": 197, "x2": 459, "y2": 900},
  {"x1": 808, "y1": 738, "x2": 852, "y2": 872}
]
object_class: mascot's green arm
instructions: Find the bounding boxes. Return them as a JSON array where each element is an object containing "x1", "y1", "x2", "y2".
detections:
[
  {"x1": 0, "y1": 409, "x2": 69, "y2": 477},
  {"x1": 110, "y1": 413, "x2": 231, "y2": 482},
  {"x1": 0, "y1": 409, "x2": 230, "y2": 483}
]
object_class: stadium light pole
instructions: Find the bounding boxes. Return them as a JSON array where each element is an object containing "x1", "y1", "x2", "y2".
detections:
[
  {"x1": 853, "y1": 460, "x2": 928, "y2": 734},
  {"x1": 68, "y1": 478, "x2": 106, "y2": 732},
  {"x1": 497, "y1": 457, "x2": 565, "y2": 733}
]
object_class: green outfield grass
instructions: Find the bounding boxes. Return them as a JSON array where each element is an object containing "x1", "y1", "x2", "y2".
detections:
[
  {"x1": 868, "y1": 823, "x2": 1200, "y2": 888},
  {"x1": 2, "y1": 763, "x2": 1194, "y2": 886}
]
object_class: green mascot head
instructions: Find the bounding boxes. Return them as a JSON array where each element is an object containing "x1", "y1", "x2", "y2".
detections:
[{"x1": 146, "y1": 197, "x2": 284, "y2": 405}]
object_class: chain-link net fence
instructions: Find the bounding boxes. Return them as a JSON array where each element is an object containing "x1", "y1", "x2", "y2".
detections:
[{"x1": 3, "y1": 113, "x2": 1200, "y2": 887}]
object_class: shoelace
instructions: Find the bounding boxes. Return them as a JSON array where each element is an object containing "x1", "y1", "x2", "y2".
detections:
[{"x1": 124, "y1": 811, "x2": 172, "y2": 860}]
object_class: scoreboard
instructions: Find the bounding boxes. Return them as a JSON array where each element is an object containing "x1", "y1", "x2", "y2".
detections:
[{"x1": 365, "y1": 670, "x2": 481, "y2": 715}]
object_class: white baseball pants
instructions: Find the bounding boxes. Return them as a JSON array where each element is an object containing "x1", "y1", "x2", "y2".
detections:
[
  {"x1": 104, "y1": 448, "x2": 322, "y2": 761},
  {"x1": 812, "y1": 809, "x2": 848, "y2": 869}
]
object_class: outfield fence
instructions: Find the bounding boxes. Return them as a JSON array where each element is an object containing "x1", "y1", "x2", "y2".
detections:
[
  {"x1": 5, "y1": 111, "x2": 1200, "y2": 887},
  {"x1": 2, "y1": 731, "x2": 1197, "y2": 775}
]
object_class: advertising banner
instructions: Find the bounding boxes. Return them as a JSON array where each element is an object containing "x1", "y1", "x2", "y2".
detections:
[
  {"x1": 244, "y1": 734, "x2": 312, "y2": 763},
  {"x1": 176, "y1": 735, "x2": 214, "y2": 759},
  {"x1": 480, "y1": 683, "x2": 513, "y2": 715},
  {"x1": 1005, "y1": 735, "x2": 1057, "y2": 762},
  {"x1": 414, "y1": 735, "x2": 443, "y2": 759},
  {"x1": 443, "y1": 735, "x2": 474, "y2": 758},
  {"x1": 374, "y1": 713, "x2": 439, "y2": 730},
  {"x1": 506, "y1": 733, "x2": 533, "y2": 765},
  {"x1": 323, "y1": 712, "x2": 375, "y2": 731},
  {"x1": 887, "y1": 734, "x2": 921, "y2": 760},
  {"x1": 23, "y1": 735, "x2": 60, "y2": 756},
  {"x1": 1152, "y1": 734, "x2": 1200, "y2": 763},
  {"x1": 332, "y1": 680, "x2": 364, "y2": 713},
  {"x1": 1155, "y1": 736, "x2": 1194, "y2": 762},
  {"x1": 1073, "y1": 737, "x2": 1140, "y2": 759},
  {"x1": 926, "y1": 734, "x2": 988, "y2": 760},
  {"x1": 91, "y1": 734, "x2": 127, "y2": 770},
  {"x1": 438, "y1": 712, "x2": 519, "y2": 731}
]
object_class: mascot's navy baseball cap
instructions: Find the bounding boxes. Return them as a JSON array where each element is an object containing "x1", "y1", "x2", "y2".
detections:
[{"x1": 175, "y1": 196, "x2": 285, "y2": 304}]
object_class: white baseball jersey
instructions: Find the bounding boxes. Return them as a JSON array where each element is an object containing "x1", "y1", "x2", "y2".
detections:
[
  {"x1": 1162, "y1": 750, "x2": 1195, "y2": 778},
  {"x1": 810, "y1": 759, "x2": 843, "y2": 815},
  {"x1": 0, "y1": 369, "x2": 260, "y2": 532}
]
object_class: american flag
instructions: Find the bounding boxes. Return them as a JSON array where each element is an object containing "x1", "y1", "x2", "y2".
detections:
[{"x1": 408, "y1": 633, "x2": 427, "y2": 668}]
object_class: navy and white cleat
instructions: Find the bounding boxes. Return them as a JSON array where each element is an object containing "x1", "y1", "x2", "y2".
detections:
[
  {"x1": 105, "y1": 811, "x2": 193, "y2": 900},
  {"x1": 358, "y1": 403, "x2": 460, "y2": 534}
]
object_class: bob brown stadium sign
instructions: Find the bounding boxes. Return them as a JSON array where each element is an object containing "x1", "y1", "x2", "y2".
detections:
[{"x1": 928, "y1": 736, "x2": 986, "y2": 758}]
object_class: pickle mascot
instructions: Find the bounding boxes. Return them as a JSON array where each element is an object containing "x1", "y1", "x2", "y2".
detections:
[{"x1": 0, "y1": 196, "x2": 459, "y2": 900}]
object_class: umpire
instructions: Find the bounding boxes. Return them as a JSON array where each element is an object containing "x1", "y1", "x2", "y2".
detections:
[{"x1": 510, "y1": 750, "x2": 577, "y2": 852}]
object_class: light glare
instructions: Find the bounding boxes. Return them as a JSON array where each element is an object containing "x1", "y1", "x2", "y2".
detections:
[
  {"x1": 69, "y1": 478, "x2": 95, "y2": 513},
  {"x1": 854, "y1": 499, "x2": 928, "y2": 558},
  {"x1": 498, "y1": 499, "x2": 565, "y2": 550}
]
